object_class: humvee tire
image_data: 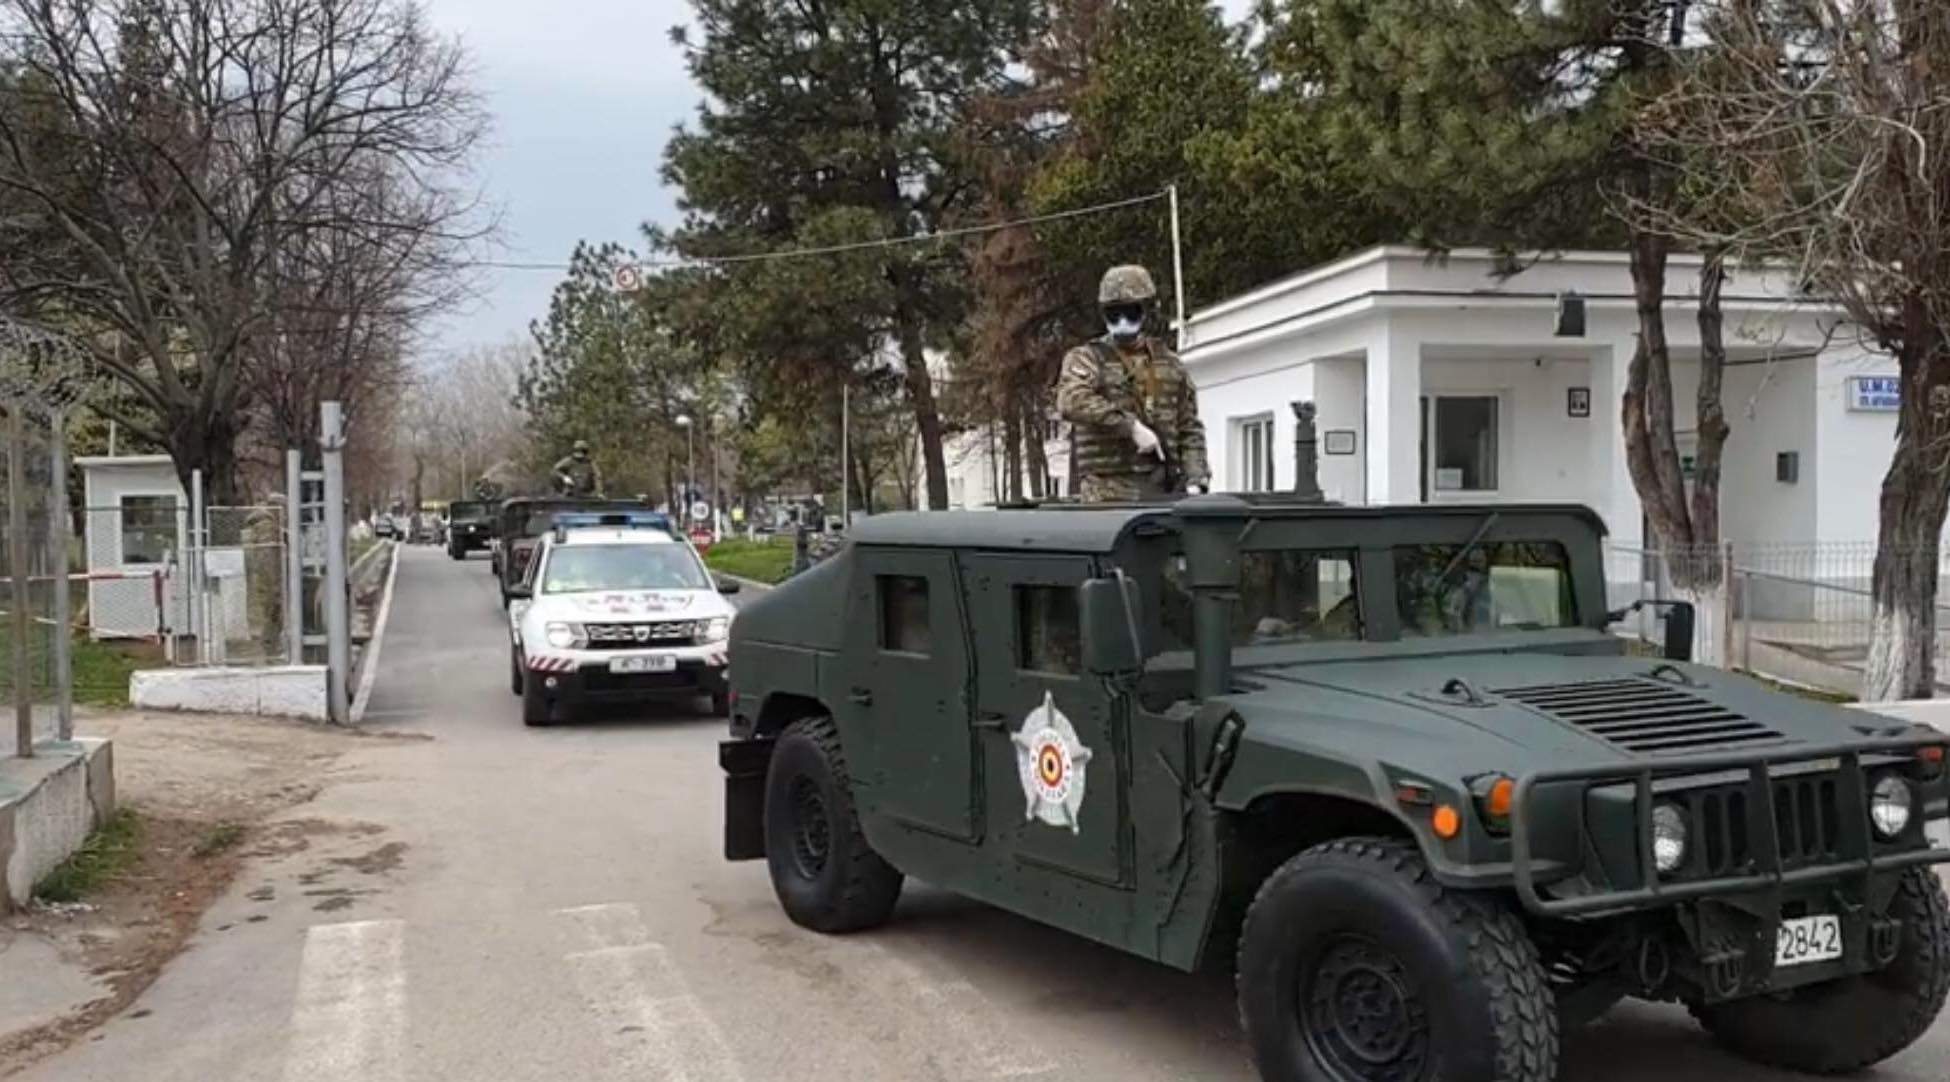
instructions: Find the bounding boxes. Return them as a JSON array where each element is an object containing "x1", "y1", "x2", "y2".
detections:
[
  {"x1": 1690, "y1": 866, "x2": 1950, "y2": 1074},
  {"x1": 1236, "y1": 838, "x2": 1557, "y2": 1082},
  {"x1": 764, "y1": 717, "x2": 902, "y2": 933},
  {"x1": 521, "y1": 681, "x2": 553, "y2": 727}
]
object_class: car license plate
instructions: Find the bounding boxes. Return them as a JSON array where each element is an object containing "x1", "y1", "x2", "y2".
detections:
[
  {"x1": 1776, "y1": 915, "x2": 1843, "y2": 967},
  {"x1": 610, "y1": 654, "x2": 676, "y2": 674}
]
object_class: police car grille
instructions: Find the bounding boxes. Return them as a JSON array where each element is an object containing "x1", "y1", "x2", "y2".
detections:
[
  {"x1": 1493, "y1": 678, "x2": 1787, "y2": 755},
  {"x1": 583, "y1": 621, "x2": 699, "y2": 649}
]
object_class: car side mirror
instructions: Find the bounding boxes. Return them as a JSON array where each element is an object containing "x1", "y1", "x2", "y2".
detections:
[
  {"x1": 716, "y1": 575, "x2": 742, "y2": 595},
  {"x1": 1607, "y1": 599, "x2": 1695, "y2": 662},
  {"x1": 1079, "y1": 575, "x2": 1144, "y2": 676}
]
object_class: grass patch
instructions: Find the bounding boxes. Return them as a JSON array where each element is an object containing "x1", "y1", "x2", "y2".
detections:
[
  {"x1": 192, "y1": 822, "x2": 246, "y2": 858},
  {"x1": 704, "y1": 538, "x2": 796, "y2": 585},
  {"x1": 34, "y1": 808, "x2": 143, "y2": 904},
  {"x1": 1736, "y1": 669, "x2": 1856, "y2": 703},
  {"x1": 0, "y1": 628, "x2": 162, "y2": 708}
]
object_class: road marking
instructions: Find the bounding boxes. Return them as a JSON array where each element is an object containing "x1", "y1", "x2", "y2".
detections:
[
  {"x1": 554, "y1": 903, "x2": 746, "y2": 1082},
  {"x1": 350, "y1": 542, "x2": 402, "y2": 723},
  {"x1": 281, "y1": 919, "x2": 407, "y2": 1082},
  {"x1": 850, "y1": 941, "x2": 1056, "y2": 1079}
]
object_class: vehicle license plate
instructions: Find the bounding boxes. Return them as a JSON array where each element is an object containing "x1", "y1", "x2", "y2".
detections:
[
  {"x1": 1775, "y1": 915, "x2": 1843, "y2": 967},
  {"x1": 610, "y1": 654, "x2": 676, "y2": 674}
]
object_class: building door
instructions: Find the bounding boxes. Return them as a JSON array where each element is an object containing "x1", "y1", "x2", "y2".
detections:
[
  {"x1": 840, "y1": 548, "x2": 977, "y2": 841},
  {"x1": 961, "y1": 552, "x2": 1127, "y2": 886}
]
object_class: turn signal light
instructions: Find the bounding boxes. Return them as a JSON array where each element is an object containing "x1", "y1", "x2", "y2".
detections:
[
  {"x1": 1469, "y1": 774, "x2": 1517, "y2": 835},
  {"x1": 1432, "y1": 804, "x2": 1462, "y2": 839},
  {"x1": 1487, "y1": 778, "x2": 1515, "y2": 820},
  {"x1": 1918, "y1": 745, "x2": 1945, "y2": 780}
]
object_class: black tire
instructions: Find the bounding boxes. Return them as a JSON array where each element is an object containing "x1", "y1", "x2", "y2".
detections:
[
  {"x1": 521, "y1": 681, "x2": 553, "y2": 727},
  {"x1": 763, "y1": 717, "x2": 902, "y2": 933},
  {"x1": 710, "y1": 689, "x2": 731, "y2": 718},
  {"x1": 1237, "y1": 837, "x2": 1557, "y2": 1082},
  {"x1": 1690, "y1": 867, "x2": 1950, "y2": 1074},
  {"x1": 510, "y1": 648, "x2": 524, "y2": 696}
]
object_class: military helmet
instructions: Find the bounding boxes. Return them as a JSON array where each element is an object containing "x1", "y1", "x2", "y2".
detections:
[
  {"x1": 1098, "y1": 265, "x2": 1158, "y2": 306},
  {"x1": 573, "y1": 439, "x2": 590, "y2": 454}
]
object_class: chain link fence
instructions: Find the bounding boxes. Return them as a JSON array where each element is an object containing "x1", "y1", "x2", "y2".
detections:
[{"x1": 1605, "y1": 540, "x2": 1950, "y2": 698}]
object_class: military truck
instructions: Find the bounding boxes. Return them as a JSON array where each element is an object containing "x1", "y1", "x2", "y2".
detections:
[
  {"x1": 493, "y1": 496, "x2": 655, "y2": 604},
  {"x1": 446, "y1": 499, "x2": 497, "y2": 560},
  {"x1": 719, "y1": 493, "x2": 1950, "y2": 1082}
]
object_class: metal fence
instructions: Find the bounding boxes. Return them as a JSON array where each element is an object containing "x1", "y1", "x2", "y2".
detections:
[{"x1": 1605, "y1": 540, "x2": 1950, "y2": 698}]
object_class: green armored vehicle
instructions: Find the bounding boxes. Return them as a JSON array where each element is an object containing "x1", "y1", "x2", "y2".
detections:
[{"x1": 719, "y1": 493, "x2": 1950, "y2": 1082}]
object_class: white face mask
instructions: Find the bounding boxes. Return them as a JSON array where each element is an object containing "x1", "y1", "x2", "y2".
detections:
[{"x1": 1105, "y1": 315, "x2": 1143, "y2": 341}]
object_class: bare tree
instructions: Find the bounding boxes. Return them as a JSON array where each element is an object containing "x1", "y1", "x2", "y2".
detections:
[
  {"x1": 0, "y1": 0, "x2": 487, "y2": 503},
  {"x1": 1635, "y1": 0, "x2": 1950, "y2": 697}
]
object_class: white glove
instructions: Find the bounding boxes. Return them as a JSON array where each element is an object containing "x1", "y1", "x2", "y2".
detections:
[
  {"x1": 1186, "y1": 483, "x2": 1207, "y2": 495},
  {"x1": 1130, "y1": 419, "x2": 1163, "y2": 458}
]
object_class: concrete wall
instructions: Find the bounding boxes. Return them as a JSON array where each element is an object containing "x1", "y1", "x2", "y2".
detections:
[
  {"x1": 0, "y1": 740, "x2": 114, "y2": 910},
  {"x1": 130, "y1": 666, "x2": 328, "y2": 721}
]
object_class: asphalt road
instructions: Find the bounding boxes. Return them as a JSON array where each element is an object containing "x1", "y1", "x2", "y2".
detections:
[{"x1": 23, "y1": 545, "x2": 1950, "y2": 1081}]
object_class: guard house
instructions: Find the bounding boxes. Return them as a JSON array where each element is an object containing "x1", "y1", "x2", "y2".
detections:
[
  {"x1": 78, "y1": 454, "x2": 189, "y2": 639},
  {"x1": 1181, "y1": 246, "x2": 1904, "y2": 551}
]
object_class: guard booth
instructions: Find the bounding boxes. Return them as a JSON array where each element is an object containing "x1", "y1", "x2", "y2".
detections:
[{"x1": 78, "y1": 454, "x2": 189, "y2": 639}]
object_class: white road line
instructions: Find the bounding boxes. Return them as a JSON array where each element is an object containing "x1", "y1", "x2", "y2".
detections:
[
  {"x1": 281, "y1": 919, "x2": 408, "y2": 1082},
  {"x1": 853, "y1": 941, "x2": 1056, "y2": 1079},
  {"x1": 554, "y1": 904, "x2": 746, "y2": 1082},
  {"x1": 350, "y1": 542, "x2": 401, "y2": 723}
]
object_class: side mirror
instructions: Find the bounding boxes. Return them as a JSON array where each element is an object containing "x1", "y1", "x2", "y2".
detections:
[
  {"x1": 1079, "y1": 575, "x2": 1144, "y2": 676},
  {"x1": 716, "y1": 575, "x2": 742, "y2": 595},
  {"x1": 1607, "y1": 599, "x2": 1695, "y2": 662}
]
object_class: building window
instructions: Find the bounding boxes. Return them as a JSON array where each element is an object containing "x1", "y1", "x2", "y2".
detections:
[
  {"x1": 120, "y1": 495, "x2": 176, "y2": 565},
  {"x1": 1014, "y1": 585, "x2": 1080, "y2": 675},
  {"x1": 1234, "y1": 414, "x2": 1276, "y2": 492},
  {"x1": 1428, "y1": 396, "x2": 1498, "y2": 493},
  {"x1": 948, "y1": 477, "x2": 966, "y2": 508},
  {"x1": 878, "y1": 575, "x2": 931, "y2": 654}
]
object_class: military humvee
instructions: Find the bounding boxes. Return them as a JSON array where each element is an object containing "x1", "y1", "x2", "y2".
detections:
[
  {"x1": 493, "y1": 496, "x2": 653, "y2": 604},
  {"x1": 719, "y1": 492, "x2": 1950, "y2": 1082}
]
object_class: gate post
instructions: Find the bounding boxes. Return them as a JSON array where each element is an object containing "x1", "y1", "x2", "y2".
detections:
[
  {"x1": 321, "y1": 402, "x2": 350, "y2": 725},
  {"x1": 7, "y1": 406, "x2": 32, "y2": 758},
  {"x1": 49, "y1": 408, "x2": 71, "y2": 741}
]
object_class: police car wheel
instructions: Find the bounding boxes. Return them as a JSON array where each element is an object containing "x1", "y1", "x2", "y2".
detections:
[
  {"x1": 510, "y1": 649, "x2": 524, "y2": 696},
  {"x1": 521, "y1": 681, "x2": 553, "y2": 727},
  {"x1": 1690, "y1": 867, "x2": 1950, "y2": 1073},
  {"x1": 1237, "y1": 837, "x2": 1556, "y2": 1082},
  {"x1": 710, "y1": 690, "x2": 731, "y2": 718},
  {"x1": 763, "y1": 716, "x2": 902, "y2": 933}
]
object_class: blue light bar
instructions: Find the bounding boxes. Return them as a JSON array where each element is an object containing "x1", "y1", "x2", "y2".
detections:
[{"x1": 552, "y1": 510, "x2": 673, "y2": 535}]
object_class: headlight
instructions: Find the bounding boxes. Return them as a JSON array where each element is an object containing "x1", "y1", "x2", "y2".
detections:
[
  {"x1": 545, "y1": 621, "x2": 580, "y2": 649},
  {"x1": 700, "y1": 617, "x2": 732, "y2": 643},
  {"x1": 1871, "y1": 775, "x2": 1914, "y2": 839},
  {"x1": 1652, "y1": 802, "x2": 1689, "y2": 875}
]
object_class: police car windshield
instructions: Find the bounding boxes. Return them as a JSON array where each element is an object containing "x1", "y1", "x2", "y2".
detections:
[{"x1": 541, "y1": 542, "x2": 710, "y2": 594}]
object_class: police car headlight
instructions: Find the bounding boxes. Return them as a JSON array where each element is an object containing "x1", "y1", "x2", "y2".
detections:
[
  {"x1": 700, "y1": 617, "x2": 731, "y2": 643},
  {"x1": 1871, "y1": 774, "x2": 1914, "y2": 839},
  {"x1": 1652, "y1": 802, "x2": 1689, "y2": 875},
  {"x1": 545, "y1": 622, "x2": 580, "y2": 649}
]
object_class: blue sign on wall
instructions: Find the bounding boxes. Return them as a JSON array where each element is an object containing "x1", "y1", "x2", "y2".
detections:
[{"x1": 1848, "y1": 375, "x2": 1901, "y2": 412}]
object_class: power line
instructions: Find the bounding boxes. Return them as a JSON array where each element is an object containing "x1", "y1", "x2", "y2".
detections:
[{"x1": 469, "y1": 190, "x2": 1170, "y2": 273}]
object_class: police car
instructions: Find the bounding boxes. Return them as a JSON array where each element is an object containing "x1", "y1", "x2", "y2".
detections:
[{"x1": 506, "y1": 512, "x2": 740, "y2": 726}]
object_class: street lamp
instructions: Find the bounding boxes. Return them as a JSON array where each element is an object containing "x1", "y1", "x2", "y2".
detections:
[{"x1": 675, "y1": 414, "x2": 694, "y2": 526}]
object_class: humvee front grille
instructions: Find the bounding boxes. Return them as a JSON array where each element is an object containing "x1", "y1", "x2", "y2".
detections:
[{"x1": 1494, "y1": 677, "x2": 1787, "y2": 755}]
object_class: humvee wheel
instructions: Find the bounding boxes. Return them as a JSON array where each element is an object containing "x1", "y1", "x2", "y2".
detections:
[
  {"x1": 764, "y1": 717, "x2": 902, "y2": 933},
  {"x1": 1237, "y1": 838, "x2": 1557, "y2": 1082},
  {"x1": 1690, "y1": 867, "x2": 1950, "y2": 1074}
]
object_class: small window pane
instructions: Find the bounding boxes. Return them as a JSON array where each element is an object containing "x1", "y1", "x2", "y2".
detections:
[
  {"x1": 1015, "y1": 585, "x2": 1080, "y2": 674},
  {"x1": 1160, "y1": 549, "x2": 1362, "y2": 647},
  {"x1": 1394, "y1": 541, "x2": 1575, "y2": 636},
  {"x1": 120, "y1": 496, "x2": 176, "y2": 565},
  {"x1": 1434, "y1": 397, "x2": 1497, "y2": 491},
  {"x1": 878, "y1": 575, "x2": 931, "y2": 654},
  {"x1": 1235, "y1": 416, "x2": 1275, "y2": 493}
]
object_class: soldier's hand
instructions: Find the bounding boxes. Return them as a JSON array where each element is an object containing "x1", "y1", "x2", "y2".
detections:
[
  {"x1": 1130, "y1": 419, "x2": 1163, "y2": 458},
  {"x1": 1186, "y1": 483, "x2": 1208, "y2": 495}
]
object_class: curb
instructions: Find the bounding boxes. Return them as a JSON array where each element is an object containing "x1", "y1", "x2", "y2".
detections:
[
  {"x1": 724, "y1": 573, "x2": 775, "y2": 594},
  {"x1": 349, "y1": 542, "x2": 401, "y2": 724}
]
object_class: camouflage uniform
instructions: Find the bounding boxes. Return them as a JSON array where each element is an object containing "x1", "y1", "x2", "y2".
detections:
[
  {"x1": 1056, "y1": 337, "x2": 1210, "y2": 502},
  {"x1": 551, "y1": 448, "x2": 603, "y2": 497}
]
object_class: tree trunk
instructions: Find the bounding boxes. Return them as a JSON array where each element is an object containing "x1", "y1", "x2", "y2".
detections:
[
  {"x1": 170, "y1": 414, "x2": 245, "y2": 507},
  {"x1": 1620, "y1": 230, "x2": 1693, "y2": 551},
  {"x1": 1865, "y1": 313, "x2": 1950, "y2": 700},
  {"x1": 895, "y1": 324, "x2": 950, "y2": 510},
  {"x1": 1003, "y1": 406, "x2": 1023, "y2": 503}
]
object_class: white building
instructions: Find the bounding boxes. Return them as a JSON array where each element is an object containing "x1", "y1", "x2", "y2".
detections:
[
  {"x1": 1183, "y1": 245, "x2": 1903, "y2": 550},
  {"x1": 942, "y1": 421, "x2": 1072, "y2": 509},
  {"x1": 78, "y1": 455, "x2": 191, "y2": 639}
]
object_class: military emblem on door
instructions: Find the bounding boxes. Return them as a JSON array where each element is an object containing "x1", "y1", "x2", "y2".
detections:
[{"x1": 1012, "y1": 691, "x2": 1093, "y2": 833}]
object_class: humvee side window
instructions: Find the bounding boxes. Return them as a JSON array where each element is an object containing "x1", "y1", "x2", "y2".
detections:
[
  {"x1": 1393, "y1": 541, "x2": 1576, "y2": 636},
  {"x1": 1014, "y1": 585, "x2": 1081, "y2": 675},
  {"x1": 1160, "y1": 549, "x2": 1363, "y2": 648},
  {"x1": 877, "y1": 575, "x2": 932, "y2": 654}
]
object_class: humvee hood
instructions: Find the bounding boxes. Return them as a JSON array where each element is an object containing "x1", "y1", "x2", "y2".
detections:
[{"x1": 1225, "y1": 652, "x2": 1901, "y2": 774}]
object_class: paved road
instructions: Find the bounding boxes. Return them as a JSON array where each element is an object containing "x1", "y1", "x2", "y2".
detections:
[{"x1": 23, "y1": 545, "x2": 1950, "y2": 1081}]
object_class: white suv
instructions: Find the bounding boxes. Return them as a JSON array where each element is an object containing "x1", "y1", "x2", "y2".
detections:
[{"x1": 507, "y1": 515, "x2": 740, "y2": 726}]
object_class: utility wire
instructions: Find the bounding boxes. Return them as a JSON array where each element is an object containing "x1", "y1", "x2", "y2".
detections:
[{"x1": 470, "y1": 190, "x2": 1169, "y2": 273}]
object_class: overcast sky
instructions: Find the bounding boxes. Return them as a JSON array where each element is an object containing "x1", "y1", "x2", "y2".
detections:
[{"x1": 419, "y1": 0, "x2": 1254, "y2": 360}]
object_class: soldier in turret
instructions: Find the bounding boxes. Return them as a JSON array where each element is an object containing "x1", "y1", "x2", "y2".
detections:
[
  {"x1": 550, "y1": 439, "x2": 603, "y2": 498},
  {"x1": 1055, "y1": 265, "x2": 1210, "y2": 502}
]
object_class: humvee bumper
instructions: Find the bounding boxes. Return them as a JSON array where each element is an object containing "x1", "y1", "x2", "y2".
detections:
[{"x1": 1509, "y1": 734, "x2": 1950, "y2": 918}]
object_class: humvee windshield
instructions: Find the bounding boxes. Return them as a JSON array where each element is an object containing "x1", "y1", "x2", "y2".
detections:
[
  {"x1": 1154, "y1": 536, "x2": 1577, "y2": 652},
  {"x1": 450, "y1": 500, "x2": 491, "y2": 524}
]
